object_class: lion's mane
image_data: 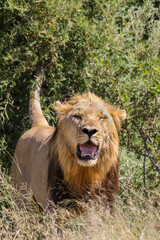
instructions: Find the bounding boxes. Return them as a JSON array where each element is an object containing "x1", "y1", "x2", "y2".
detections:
[{"x1": 47, "y1": 92, "x2": 126, "y2": 205}]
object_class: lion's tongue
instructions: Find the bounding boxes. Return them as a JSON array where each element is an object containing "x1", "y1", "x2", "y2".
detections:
[{"x1": 79, "y1": 142, "x2": 97, "y2": 155}]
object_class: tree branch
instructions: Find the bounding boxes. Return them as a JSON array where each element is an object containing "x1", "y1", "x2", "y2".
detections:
[{"x1": 131, "y1": 120, "x2": 160, "y2": 174}]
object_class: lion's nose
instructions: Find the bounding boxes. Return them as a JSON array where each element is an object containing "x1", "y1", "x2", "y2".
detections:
[{"x1": 82, "y1": 128, "x2": 98, "y2": 138}]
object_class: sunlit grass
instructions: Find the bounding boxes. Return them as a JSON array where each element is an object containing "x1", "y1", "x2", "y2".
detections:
[{"x1": 0, "y1": 149, "x2": 160, "y2": 240}]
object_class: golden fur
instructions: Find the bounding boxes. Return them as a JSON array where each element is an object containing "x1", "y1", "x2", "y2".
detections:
[{"x1": 12, "y1": 91, "x2": 126, "y2": 208}]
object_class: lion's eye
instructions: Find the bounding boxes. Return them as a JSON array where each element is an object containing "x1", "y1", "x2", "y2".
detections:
[
  {"x1": 99, "y1": 116, "x2": 107, "y2": 121},
  {"x1": 73, "y1": 115, "x2": 82, "y2": 120}
]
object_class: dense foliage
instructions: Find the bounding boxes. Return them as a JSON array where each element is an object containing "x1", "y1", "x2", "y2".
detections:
[{"x1": 0, "y1": 0, "x2": 160, "y2": 189}]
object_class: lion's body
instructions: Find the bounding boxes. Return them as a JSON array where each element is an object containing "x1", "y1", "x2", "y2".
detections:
[
  {"x1": 13, "y1": 125, "x2": 55, "y2": 207},
  {"x1": 12, "y1": 91, "x2": 126, "y2": 208}
]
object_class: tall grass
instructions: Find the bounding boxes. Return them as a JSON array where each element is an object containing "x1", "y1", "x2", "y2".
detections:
[{"x1": 1, "y1": 149, "x2": 159, "y2": 239}]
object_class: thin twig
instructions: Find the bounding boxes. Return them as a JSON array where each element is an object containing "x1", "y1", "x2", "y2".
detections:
[{"x1": 132, "y1": 120, "x2": 160, "y2": 174}]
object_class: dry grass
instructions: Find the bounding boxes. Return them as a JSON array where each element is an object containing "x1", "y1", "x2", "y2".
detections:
[{"x1": 0, "y1": 168, "x2": 159, "y2": 240}]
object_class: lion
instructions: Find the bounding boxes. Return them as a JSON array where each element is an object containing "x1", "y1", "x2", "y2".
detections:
[{"x1": 12, "y1": 87, "x2": 126, "y2": 210}]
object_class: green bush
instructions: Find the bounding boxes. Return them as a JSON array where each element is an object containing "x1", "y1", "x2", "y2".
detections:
[{"x1": 0, "y1": 0, "x2": 159, "y2": 188}]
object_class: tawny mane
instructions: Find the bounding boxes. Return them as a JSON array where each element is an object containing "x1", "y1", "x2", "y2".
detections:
[{"x1": 48, "y1": 92, "x2": 126, "y2": 198}]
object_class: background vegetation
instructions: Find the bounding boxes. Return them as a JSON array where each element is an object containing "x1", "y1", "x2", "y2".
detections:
[{"x1": 0, "y1": 0, "x2": 160, "y2": 239}]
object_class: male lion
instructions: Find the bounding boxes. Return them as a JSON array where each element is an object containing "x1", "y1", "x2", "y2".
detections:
[{"x1": 12, "y1": 88, "x2": 126, "y2": 209}]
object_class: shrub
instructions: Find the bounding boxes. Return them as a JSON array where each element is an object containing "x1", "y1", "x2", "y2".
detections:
[{"x1": 0, "y1": 0, "x2": 159, "y2": 187}]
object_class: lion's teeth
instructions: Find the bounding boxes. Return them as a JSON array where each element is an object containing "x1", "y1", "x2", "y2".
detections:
[
  {"x1": 81, "y1": 152, "x2": 95, "y2": 157},
  {"x1": 91, "y1": 152, "x2": 95, "y2": 157},
  {"x1": 81, "y1": 152, "x2": 85, "y2": 157}
]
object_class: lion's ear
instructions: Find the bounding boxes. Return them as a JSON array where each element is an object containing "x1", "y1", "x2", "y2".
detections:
[
  {"x1": 54, "y1": 101, "x2": 63, "y2": 113},
  {"x1": 54, "y1": 101, "x2": 72, "y2": 116},
  {"x1": 110, "y1": 109, "x2": 126, "y2": 130},
  {"x1": 116, "y1": 109, "x2": 126, "y2": 121}
]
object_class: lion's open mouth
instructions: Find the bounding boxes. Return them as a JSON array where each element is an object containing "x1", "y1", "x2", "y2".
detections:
[{"x1": 77, "y1": 142, "x2": 98, "y2": 160}]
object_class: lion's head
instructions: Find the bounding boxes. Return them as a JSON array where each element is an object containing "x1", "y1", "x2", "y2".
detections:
[{"x1": 51, "y1": 92, "x2": 126, "y2": 192}]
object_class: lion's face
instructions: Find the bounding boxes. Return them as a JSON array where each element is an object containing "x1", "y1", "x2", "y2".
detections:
[
  {"x1": 54, "y1": 93, "x2": 126, "y2": 168},
  {"x1": 65, "y1": 100, "x2": 115, "y2": 167}
]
